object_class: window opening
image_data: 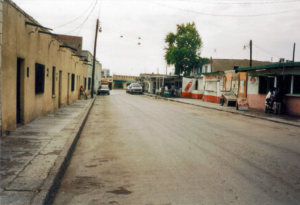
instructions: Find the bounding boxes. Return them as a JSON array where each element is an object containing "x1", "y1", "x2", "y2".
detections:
[
  {"x1": 35, "y1": 63, "x2": 45, "y2": 94},
  {"x1": 52, "y1": 67, "x2": 56, "y2": 95},
  {"x1": 71, "y1": 74, "x2": 75, "y2": 91}
]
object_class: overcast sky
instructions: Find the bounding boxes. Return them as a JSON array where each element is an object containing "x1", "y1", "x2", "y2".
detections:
[{"x1": 13, "y1": 0, "x2": 300, "y2": 76}]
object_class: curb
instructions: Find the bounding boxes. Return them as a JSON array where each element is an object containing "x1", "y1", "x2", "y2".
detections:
[
  {"x1": 145, "y1": 93, "x2": 300, "y2": 128},
  {"x1": 31, "y1": 97, "x2": 96, "y2": 205}
]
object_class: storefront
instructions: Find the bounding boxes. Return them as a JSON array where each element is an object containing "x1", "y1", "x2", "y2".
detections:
[
  {"x1": 202, "y1": 72, "x2": 223, "y2": 103},
  {"x1": 148, "y1": 76, "x2": 182, "y2": 96},
  {"x1": 236, "y1": 62, "x2": 300, "y2": 116}
]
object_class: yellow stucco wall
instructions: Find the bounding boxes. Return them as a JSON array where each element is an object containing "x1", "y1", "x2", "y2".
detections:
[{"x1": 1, "y1": 1, "x2": 88, "y2": 135}]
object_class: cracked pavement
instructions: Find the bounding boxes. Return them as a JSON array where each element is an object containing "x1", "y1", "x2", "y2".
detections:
[{"x1": 0, "y1": 99, "x2": 94, "y2": 205}]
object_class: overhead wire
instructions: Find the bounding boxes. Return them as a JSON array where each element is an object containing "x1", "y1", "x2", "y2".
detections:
[
  {"x1": 145, "y1": 0, "x2": 300, "y2": 17},
  {"x1": 253, "y1": 44, "x2": 292, "y2": 57},
  {"x1": 65, "y1": 0, "x2": 98, "y2": 35},
  {"x1": 252, "y1": 44, "x2": 290, "y2": 59},
  {"x1": 54, "y1": 0, "x2": 97, "y2": 30}
]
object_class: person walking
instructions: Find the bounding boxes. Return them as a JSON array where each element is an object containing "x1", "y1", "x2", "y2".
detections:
[{"x1": 170, "y1": 84, "x2": 175, "y2": 97}]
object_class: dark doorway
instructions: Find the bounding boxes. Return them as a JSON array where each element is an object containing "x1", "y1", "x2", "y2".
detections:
[
  {"x1": 67, "y1": 73, "x2": 70, "y2": 105},
  {"x1": 16, "y1": 59, "x2": 23, "y2": 124},
  {"x1": 114, "y1": 81, "x2": 123, "y2": 89},
  {"x1": 59, "y1": 71, "x2": 62, "y2": 108}
]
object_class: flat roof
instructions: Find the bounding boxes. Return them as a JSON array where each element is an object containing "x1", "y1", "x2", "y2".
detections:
[{"x1": 236, "y1": 62, "x2": 300, "y2": 72}]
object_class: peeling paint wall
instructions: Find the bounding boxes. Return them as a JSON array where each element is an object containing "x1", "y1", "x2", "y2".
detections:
[
  {"x1": 1, "y1": 1, "x2": 88, "y2": 135},
  {"x1": 0, "y1": 0, "x2": 3, "y2": 135}
]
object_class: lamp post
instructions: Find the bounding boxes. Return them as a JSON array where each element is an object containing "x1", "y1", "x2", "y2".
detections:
[{"x1": 244, "y1": 39, "x2": 252, "y2": 67}]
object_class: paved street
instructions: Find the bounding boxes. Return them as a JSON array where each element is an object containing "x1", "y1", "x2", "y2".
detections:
[{"x1": 54, "y1": 90, "x2": 300, "y2": 205}]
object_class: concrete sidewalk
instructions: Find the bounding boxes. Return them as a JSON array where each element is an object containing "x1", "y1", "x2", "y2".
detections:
[
  {"x1": 0, "y1": 98, "x2": 95, "y2": 205},
  {"x1": 145, "y1": 93, "x2": 300, "y2": 127}
]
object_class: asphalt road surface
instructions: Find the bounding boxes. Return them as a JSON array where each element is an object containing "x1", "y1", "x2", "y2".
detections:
[{"x1": 53, "y1": 90, "x2": 300, "y2": 205}]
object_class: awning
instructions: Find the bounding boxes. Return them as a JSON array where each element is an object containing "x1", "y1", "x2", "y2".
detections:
[{"x1": 235, "y1": 62, "x2": 300, "y2": 73}]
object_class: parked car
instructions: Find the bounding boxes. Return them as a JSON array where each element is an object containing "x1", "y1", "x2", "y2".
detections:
[
  {"x1": 129, "y1": 83, "x2": 143, "y2": 94},
  {"x1": 126, "y1": 84, "x2": 131, "y2": 93},
  {"x1": 97, "y1": 85, "x2": 110, "y2": 95}
]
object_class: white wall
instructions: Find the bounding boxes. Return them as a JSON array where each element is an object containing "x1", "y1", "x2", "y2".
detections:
[
  {"x1": 94, "y1": 61, "x2": 102, "y2": 91},
  {"x1": 202, "y1": 64, "x2": 211, "y2": 73},
  {"x1": 197, "y1": 77, "x2": 204, "y2": 91},
  {"x1": 247, "y1": 75, "x2": 259, "y2": 95}
]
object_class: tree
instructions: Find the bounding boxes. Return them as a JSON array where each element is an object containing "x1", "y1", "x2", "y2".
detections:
[{"x1": 164, "y1": 22, "x2": 207, "y2": 76}]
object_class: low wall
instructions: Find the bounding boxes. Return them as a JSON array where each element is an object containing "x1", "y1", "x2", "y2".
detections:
[
  {"x1": 283, "y1": 96, "x2": 300, "y2": 116},
  {"x1": 248, "y1": 94, "x2": 300, "y2": 116},
  {"x1": 181, "y1": 92, "x2": 192, "y2": 98},
  {"x1": 247, "y1": 94, "x2": 266, "y2": 110},
  {"x1": 192, "y1": 90, "x2": 203, "y2": 99},
  {"x1": 203, "y1": 95, "x2": 221, "y2": 103}
]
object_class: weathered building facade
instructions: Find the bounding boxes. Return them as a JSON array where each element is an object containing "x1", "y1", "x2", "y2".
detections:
[
  {"x1": 57, "y1": 34, "x2": 83, "y2": 56},
  {"x1": 1, "y1": 0, "x2": 88, "y2": 135},
  {"x1": 0, "y1": 0, "x2": 3, "y2": 135},
  {"x1": 236, "y1": 62, "x2": 300, "y2": 116},
  {"x1": 81, "y1": 50, "x2": 102, "y2": 95}
]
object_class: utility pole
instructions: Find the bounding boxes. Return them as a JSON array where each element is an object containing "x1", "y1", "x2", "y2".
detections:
[
  {"x1": 250, "y1": 40, "x2": 252, "y2": 67},
  {"x1": 91, "y1": 19, "x2": 99, "y2": 98},
  {"x1": 292, "y1": 43, "x2": 296, "y2": 62}
]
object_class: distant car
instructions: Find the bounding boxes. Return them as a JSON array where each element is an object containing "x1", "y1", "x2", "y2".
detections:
[
  {"x1": 129, "y1": 83, "x2": 143, "y2": 94},
  {"x1": 97, "y1": 85, "x2": 110, "y2": 95},
  {"x1": 126, "y1": 84, "x2": 131, "y2": 93}
]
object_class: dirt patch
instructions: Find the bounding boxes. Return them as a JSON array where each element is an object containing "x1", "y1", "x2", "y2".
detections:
[
  {"x1": 109, "y1": 201, "x2": 119, "y2": 204},
  {"x1": 85, "y1": 165, "x2": 97, "y2": 168},
  {"x1": 107, "y1": 187, "x2": 132, "y2": 195},
  {"x1": 74, "y1": 176, "x2": 104, "y2": 189},
  {"x1": 12, "y1": 152, "x2": 33, "y2": 158},
  {"x1": 0, "y1": 171, "x2": 16, "y2": 180},
  {"x1": 40, "y1": 150, "x2": 61, "y2": 155}
]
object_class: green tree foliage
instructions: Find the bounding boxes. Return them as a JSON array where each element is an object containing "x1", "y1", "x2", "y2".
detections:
[{"x1": 164, "y1": 22, "x2": 207, "y2": 76}]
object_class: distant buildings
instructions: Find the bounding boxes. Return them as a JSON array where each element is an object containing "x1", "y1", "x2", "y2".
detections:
[
  {"x1": 82, "y1": 50, "x2": 102, "y2": 94},
  {"x1": 102, "y1": 68, "x2": 111, "y2": 77},
  {"x1": 57, "y1": 34, "x2": 83, "y2": 56}
]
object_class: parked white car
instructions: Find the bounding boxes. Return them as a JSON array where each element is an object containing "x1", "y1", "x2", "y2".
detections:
[{"x1": 128, "y1": 83, "x2": 143, "y2": 94}]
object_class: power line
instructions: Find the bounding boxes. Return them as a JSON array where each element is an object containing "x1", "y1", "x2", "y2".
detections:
[
  {"x1": 253, "y1": 44, "x2": 293, "y2": 57},
  {"x1": 54, "y1": 0, "x2": 97, "y2": 30},
  {"x1": 252, "y1": 44, "x2": 288, "y2": 58},
  {"x1": 65, "y1": 0, "x2": 98, "y2": 35},
  {"x1": 146, "y1": 0, "x2": 300, "y2": 17}
]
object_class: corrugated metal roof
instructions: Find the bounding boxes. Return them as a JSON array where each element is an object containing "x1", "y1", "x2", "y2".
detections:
[{"x1": 236, "y1": 62, "x2": 300, "y2": 72}]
